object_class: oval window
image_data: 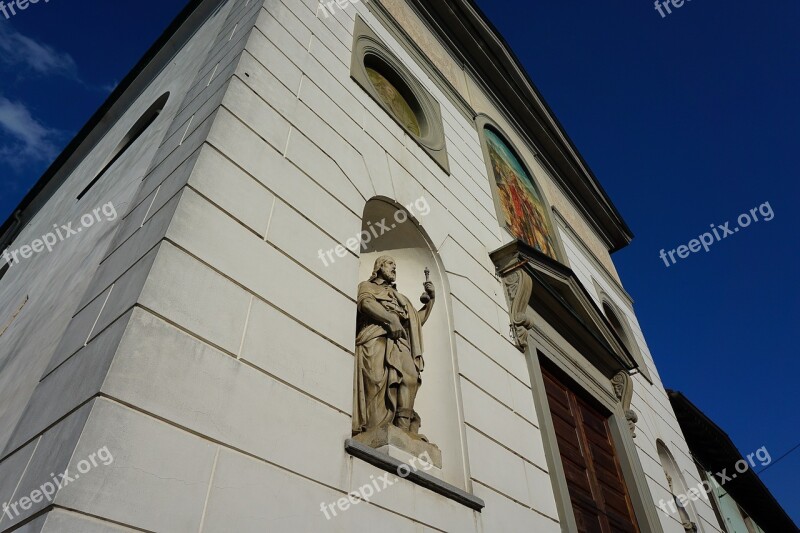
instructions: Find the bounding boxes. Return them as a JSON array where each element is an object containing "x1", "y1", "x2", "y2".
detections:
[
  {"x1": 366, "y1": 67, "x2": 421, "y2": 137},
  {"x1": 350, "y1": 17, "x2": 449, "y2": 172}
]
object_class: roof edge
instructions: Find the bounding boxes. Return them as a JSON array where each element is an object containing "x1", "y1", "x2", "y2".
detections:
[
  {"x1": 0, "y1": 0, "x2": 215, "y2": 245},
  {"x1": 402, "y1": 0, "x2": 634, "y2": 252},
  {"x1": 667, "y1": 390, "x2": 798, "y2": 532}
]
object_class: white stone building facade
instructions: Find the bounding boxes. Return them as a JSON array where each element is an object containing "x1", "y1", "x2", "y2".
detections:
[{"x1": 0, "y1": 0, "x2": 726, "y2": 531}]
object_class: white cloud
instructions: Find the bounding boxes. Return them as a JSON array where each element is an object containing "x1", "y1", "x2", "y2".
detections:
[
  {"x1": 0, "y1": 96, "x2": 60, "y2": 170},
  {"x1": 0, "y1": 23, "x2": 79, "y2": 80}
]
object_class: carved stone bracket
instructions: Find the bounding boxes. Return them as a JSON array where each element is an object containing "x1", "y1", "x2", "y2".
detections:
[
  {"x1": 612, "y1": 371, "x2": 638, "y2": 438},
  {"x1": 502, "y1": 269, "x2": 534, "y2": 352}
]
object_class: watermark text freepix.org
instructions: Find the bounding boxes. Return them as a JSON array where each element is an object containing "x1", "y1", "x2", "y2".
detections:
[
  {"x1": 658, "y1": 446, "x2": 770, "y2": 515},
  {"x1": 659, "y1": 201, "x2": 773, "y2": 267},
  {"x1": 654, "y1": 0, "x2": 693, "y2": 19},
  {"x1": 2, "y1": 202, "x2": 118, "y2": 269},
  {"x1": 0, "y1": 0, "x2": 51, "y2": 20},
  {"x1": 2, "y1": 446, "x2": 114, "y2": 523},
  {"x1": 318, "y1": 196, "x2": 431, "y2": 267},
  {"x1": 320, "y1": 451, "x2": 434, "y2": 519},
  {"x1": 317, "y1": 0, "x2": 368, "y2": 18}
]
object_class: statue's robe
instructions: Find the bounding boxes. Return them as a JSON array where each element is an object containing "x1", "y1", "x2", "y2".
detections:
[{"x1": 353, "y1": 278, "x2": 424, "y2": 435}]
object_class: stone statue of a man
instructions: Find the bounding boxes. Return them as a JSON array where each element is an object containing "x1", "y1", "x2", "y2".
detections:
[{"x1": 353, "y1": 256, "x2": 435, "y2": 443}]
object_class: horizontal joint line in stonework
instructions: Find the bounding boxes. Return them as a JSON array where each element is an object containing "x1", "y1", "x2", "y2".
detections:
[
  {"x1": 440, "y1": 235, "x2": 497, "y2": 279},
  {"x1": 184, "y1": 185, "x2": 265, "y2": 240},
  {"x1": 134, "y1": 304, "x2": 353, "y2": 416},
  {"x1": 50, "y1": 505, "x2": 155, "y2": 533},
  {"x1": 240, "y1": 358, "x2": 351, "y2": 417},
  {"x1": 146, "y1": 105, "x2": 219, "y2": 179},
  {"x1": 472, "y1": 479, "x2": 560, "y2": 524},
  {"x1": 464, "y1": 422, "x2": 548, "y2": 476},
  {"x1": 0, "y1": 405, "x2": 83, "y2": 465},
  {"x1": 445, "y1": 270, "x2": 505, "y2": 307},
  {"x1": 76, "y1": 237, "x2": 161, "y2": 318},
  {"x1": 450, "y1": 302, "x2": 519, "y2": 352},
  {"x1": 164, "y1": 192, "x2": 358, "y2": 305},
  {"x1": 450, "y1": 293, "x2": 507, "y2": 334},
  {"x1": 198, "y1": 142, "x2": 355, "y2": 256},
  {"x1": 84, "y1": 395, "x2": 445, "y2": 532},
  {"x1": 98, "y1": 187, "x2": 186, "y2": 273},
  {"x1": 458, "y1": 375, "x2": 539, "y2": 430},
  {"x1": 161, "y1": 238, "x2": 357, "y2": 351},
  {"x1": 453, "y1": 332, "x2": 529, "y2": 388},
  {"x1": 210, "y1": 106, "x2": 360, "y2": 219},
  {"x1": 38, "y1": 305, "x2": 137, "y2": 384},
  {"x1": 386, "y1": 150, "x2": 501, "y2": 243},
  {"x1": 226, "y1": 82, "x2": 372, "y2": 206}
]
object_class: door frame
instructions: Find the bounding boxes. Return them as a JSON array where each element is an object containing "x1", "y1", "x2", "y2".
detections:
[{"x1": 528, "y1": 334, "x2": 664, "y2": 533}]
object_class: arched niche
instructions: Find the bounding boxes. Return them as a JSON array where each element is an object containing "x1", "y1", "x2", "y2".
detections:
[{"x1": 356, "y1": 197, "x2": 466, "y2": 490}]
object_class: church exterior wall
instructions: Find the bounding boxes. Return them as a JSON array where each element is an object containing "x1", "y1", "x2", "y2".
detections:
[{"x1": 0, "y1": 1, "x2": 717, "y2": 532}]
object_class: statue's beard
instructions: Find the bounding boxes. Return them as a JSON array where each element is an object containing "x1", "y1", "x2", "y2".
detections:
[{"x1": 381, "y1": 270, "x2": 397, "y2": 282}]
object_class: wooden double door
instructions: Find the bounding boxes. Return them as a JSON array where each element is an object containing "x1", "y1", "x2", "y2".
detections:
[{"x1": 542, "y1": 365, "x2": 640, "y2": 533}]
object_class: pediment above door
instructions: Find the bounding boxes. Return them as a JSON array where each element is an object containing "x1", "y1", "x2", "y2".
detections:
[{"x1": 490, "y1": 240, "x2": 638, "y2": 378}]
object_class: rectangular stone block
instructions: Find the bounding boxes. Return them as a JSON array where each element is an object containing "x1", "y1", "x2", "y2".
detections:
[
  {"x1": 202, "y1": 448, "x2": 420, "y2": 533},
  {"x1": 39, "y1": 509, "x2": 140, "y2": 532},
  {"x1": 138, "y1": 242, "x2": 251, "y2": 354},
  {"x1": 103, "y1": 308, "x2": 352, "y2": 490},
  {"x1": 460, "y1": 378, "x2": 545, "y2": 469},
  {"x1": 166, "y1": 188, "x2": 356, "y2": 350},
  {"x1": 56, "y1": 399, "x2": 217, "y2": 533},
  {"x1": 465, "y1": 427, "x2": 530, "y2": 506},
  {"x1": 473, "y1": 481, "x2": 560, "y2": 533},
  {"x1": 240, "y1": 290, "x2": 354, "y2": 413},
  {"x1": 189, "y1": 145, "x2": 275, "y2": 237}
]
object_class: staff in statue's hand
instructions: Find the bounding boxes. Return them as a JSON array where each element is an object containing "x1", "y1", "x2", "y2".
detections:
[{"x1": 420, "y1": 267, "x2": 435, "y2": 304}]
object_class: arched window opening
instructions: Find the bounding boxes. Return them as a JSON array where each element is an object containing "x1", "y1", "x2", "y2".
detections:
[
  {"x1": 600, "y1": 296, "x2": 652, "y2": 383},
  {"x1": 657, "y1": 440, "x2": 702, "y2": 532},
  {"x1": 77, "y1": 92, "x2": 170, "y2": 200},
  {"x1": 603, "y1": 302, "x2": 633, "y2": 352}
]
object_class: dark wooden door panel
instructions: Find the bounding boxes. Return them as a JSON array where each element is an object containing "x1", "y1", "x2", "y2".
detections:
[
  {"x1": 573, "y1": 503, "x2": 605, "y2": 533},
  {"x1": 562, "y1": 461, "x2": 594, "y2": 499},
  {"x1": 542, "y1": 364, "x2": 640, "y2": 533}
]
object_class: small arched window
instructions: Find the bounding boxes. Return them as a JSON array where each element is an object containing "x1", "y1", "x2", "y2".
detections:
[
  {"x1": 77, "y1": 92, "x2": 170, "y2": 200},
  {"x1": 657, "y1": 441, "x2": 702, "y2": 532},
  {"x1": 599, "y1": 295, "x2": 652, "y2": 383},
  {"x1": 603, "y1": 302, "x2": 634, "y2": 352}
]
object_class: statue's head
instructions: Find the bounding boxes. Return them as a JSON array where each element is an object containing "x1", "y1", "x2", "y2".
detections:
[{"x1": 370, "y1": 255, "x2": 397, "y2": 283}]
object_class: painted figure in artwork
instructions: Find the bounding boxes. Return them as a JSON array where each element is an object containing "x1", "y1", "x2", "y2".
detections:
[{"x1": 485, "y1": 127, "x2": 558, "y2": 259}]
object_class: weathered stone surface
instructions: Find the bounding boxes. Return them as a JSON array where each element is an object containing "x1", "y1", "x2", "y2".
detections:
[
  {"x1": 353, "y1": 424, "x2": 443, "y2": 469},
  {"x1": 353, "y1": 256, "x2": 441, "y2": 462}
]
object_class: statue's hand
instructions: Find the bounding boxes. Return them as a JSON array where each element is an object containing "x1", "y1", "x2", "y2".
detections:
[
  {"x1": 423, "y1": 281, "x2": 435, "y2": 301},
  {"x1": 386, "y1": 315, "x2": 404, "y2": 339}
]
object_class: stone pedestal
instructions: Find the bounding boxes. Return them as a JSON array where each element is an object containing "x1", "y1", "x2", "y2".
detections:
[
  {"x1": 376, "y1": 444, "x2": 444, "y2": 480},
  {"x1": 353, "y1": 424, "x2": 443, "y2": 468}
]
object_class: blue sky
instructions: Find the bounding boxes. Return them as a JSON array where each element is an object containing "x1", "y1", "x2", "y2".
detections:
[
  {"x1": 473, "y1": 0, "x2": 800, "y2": 522},
  {"x1": 1, "y1": 0, "x2": 798, "y2": 524}
]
